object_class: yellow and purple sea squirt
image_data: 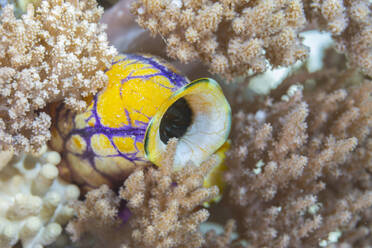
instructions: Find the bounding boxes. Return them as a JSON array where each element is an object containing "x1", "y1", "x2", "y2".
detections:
[{"x1": 50, "y1": 54, "x2": 231, "y2": 191}]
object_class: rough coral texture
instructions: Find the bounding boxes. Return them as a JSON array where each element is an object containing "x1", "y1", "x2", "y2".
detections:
[
  {"x1": 120, "y1": 138, "x2": 219, "y2": 248},
  {"x1": 0, "y1": 147, "x2": 80, "y2": 248},
  {"x1": 67, "y1": 138, "x2": 219, "y2": 248},
  {"x1": 131, "y1": 0, "x2": 372, "y2": 80},
  {"x1": 305, "y1": 0, "x2": 372, "y2": 78},
  {"x1": 202, "y1": 219, "x2": 237, "y2": 248},
  {"x1": 131, "y1": 0, "x2": 309, "y2": 80},
  {"x1": 225, "y1": 67, "x2": 372, "y2": 247},
  {"x1": 66, "y1": 184, "x2": 123, "y2": 247},
  {"x1": 0, "y1": 0, "x2": 117, "y2": 153}
]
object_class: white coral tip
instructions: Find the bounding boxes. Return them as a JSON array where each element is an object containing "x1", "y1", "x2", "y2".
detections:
[
  {"x1": 40, "y1": 223, "x2": 62, "y2": 246},
  {"x1": 40, "y1": 192, "x2": 61, "y2": 221},
  {"x1": 43, "y1": 151, "x2": 61, "y2": 165},
  {"x1": 55, "y1": 206, "x2": 75, "y2": 225},
  {"x1": 20, "y1": 217, "x2": 42, "y2": 239},
  {"x1": 32, "y1": 164, "x2": 58, "y2": 196},
  {"x1": 0, "y1": 222, "x2": 18, "y2": 246},
  {"x1": 41, "y1": 164, "x2": 58, "y2": 180},
  {"x1": 44, "y1": 192, "x2": 61, "y2": 208},
  {"x1": 7, "y1": 194, "x2": 42, "y2": 220},
  {"x1": 65, "y1": 184, "x2": 80, "y2": 201}
]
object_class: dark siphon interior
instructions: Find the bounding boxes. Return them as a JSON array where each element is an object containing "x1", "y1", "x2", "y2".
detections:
[{"x1": 159, "y1": 97, "x2": 193, "y2": 144}]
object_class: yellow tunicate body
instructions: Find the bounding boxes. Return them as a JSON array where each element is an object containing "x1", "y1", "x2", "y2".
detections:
[
  {"x1": 50, "y1": 54, "x2": 190, "y2": 190},
  {"x1": 50, "y1": 54, "x2": 231, "y2": 193}
]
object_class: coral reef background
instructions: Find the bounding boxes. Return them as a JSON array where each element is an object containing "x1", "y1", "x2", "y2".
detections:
[
  {"x1": 226, "y1": 64, "x2": 372, "y2": 247},
  {"x1": 0, "y1": 147, "x2": 80, "y2": 247},
  {"x1": 131, "y1": 0, "x2": 372, "y2": 80},
  {"x1": 0, "y1": 0, "x2": 371, "y2": 247},
  {"x1": 0, "y1": 0, "x2": 117, "y2": 153}
]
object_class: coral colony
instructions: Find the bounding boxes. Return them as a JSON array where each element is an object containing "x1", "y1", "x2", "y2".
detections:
[{"x1": 0, "y1": 0, "x2": 371, "y2": 248}]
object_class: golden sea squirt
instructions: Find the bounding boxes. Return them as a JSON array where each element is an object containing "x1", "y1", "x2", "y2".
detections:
[{"x1": 50, "y1": 54, "x2": 231, "y2": 191}]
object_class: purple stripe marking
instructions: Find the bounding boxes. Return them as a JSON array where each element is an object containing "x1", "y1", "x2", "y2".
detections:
[
  {"x1": 56, "y1": 54, "x2": 189, "y2": 187},
  {"x1": 118, "y1": 59, "x2": 176, "y2": 97},
  {"x1": 57, "y1": 94, "x2": 147, "y2": 186},
  {"x1": 74, "y1": 94, "x2": 147, "y2": 163},
  {"x1": 118, "y1": 54, "x2": 189, "y2": 90}
]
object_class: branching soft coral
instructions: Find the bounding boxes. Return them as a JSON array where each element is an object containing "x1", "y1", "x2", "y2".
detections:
[
  {"x1": 67, "y1": 138, "x2": 219, "y2": 248},
  {"x1": 225, "y1": 67, "x2": 372, "y2": 247},
  {"x1": 0, "y1": 0, "x2": 117, "y2": 153},
  {"x1": 131, "y1": 0, "x2": 309, "y2": 80},
  {"x1": 66, "y1": 184, "x2": 122, "y2": 247},
  {"x1": 203, "y1": 219, "x2": 237, "y2": 248},
  {"x1": 131, "y1": 0, "x2": 372, "y2": 80},
  {"x1": 120, "y1": 138, "x2": 219, "y2": 248},
  {"x1": 305, "y1": 0, "x2": 372, "y2": 77}
]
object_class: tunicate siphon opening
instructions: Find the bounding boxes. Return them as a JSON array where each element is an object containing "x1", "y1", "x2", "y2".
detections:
[{"x1": 159, "y1": 97, "x2": 193, "y2": 144}]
